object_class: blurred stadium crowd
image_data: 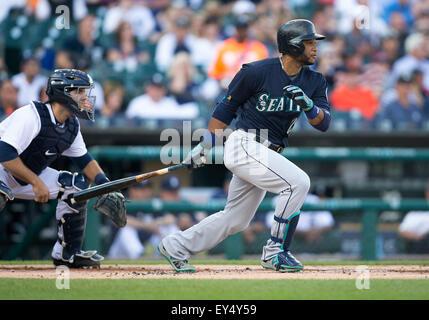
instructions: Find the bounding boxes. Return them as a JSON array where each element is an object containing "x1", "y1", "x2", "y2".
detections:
[{"x1": 1, "y1": 0, "x2": 429, "y2": 131}]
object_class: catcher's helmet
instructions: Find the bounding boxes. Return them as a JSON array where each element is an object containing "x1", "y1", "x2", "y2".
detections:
[
  {"x1": 277, "y1": 19, "x2": 325, "y2": 56},
  {"x1": 46, "y1": 69, "x2": 96, "y2": 121}
]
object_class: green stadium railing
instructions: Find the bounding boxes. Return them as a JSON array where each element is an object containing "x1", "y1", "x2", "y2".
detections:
[{"x1": 89, "y1": 146, "x2": 429, "y2": 162}]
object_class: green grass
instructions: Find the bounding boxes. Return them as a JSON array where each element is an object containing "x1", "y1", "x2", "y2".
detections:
[
  {"x1": 1, "y1": 260, "x2": 428, "y2": 300},
  {"x1": 0, "y1": 278, "x2": 428, "y2": 300}
]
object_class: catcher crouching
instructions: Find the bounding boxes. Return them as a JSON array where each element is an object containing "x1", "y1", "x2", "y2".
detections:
[{"x1": 0, "y1": 69, "x2": 127, "y2": 268}]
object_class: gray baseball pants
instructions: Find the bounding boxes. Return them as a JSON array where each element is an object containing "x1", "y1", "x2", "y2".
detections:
[{"x1": 162, "y1": 129, "x2": 310, "y2": 261}]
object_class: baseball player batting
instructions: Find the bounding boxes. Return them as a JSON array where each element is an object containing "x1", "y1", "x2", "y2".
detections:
[
  {"x1": 0, "y1": 69, "x2": 126, "y2": 268},
  {"x1": 159, "y1": 19, "x2": 331, "y2": 273}
]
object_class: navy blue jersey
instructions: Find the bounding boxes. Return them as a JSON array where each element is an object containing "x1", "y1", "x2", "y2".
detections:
[{"x1": 212, "y1": 57, "x2": 330, "y2": 147}]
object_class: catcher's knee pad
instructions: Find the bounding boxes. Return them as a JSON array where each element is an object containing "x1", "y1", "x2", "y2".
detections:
[
  {"x1": 0, "y1": 180, "x2": 14, "y2": 212},
  {"x1": 57, "y1": 171, "x2": 89, "y2": 213},
  {"x1": 270, "y1": 211, "x2": 300, "y2": 251}
]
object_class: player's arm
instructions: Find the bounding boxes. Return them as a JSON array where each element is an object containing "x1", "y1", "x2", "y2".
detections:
[
  {"x1": 283, "y1": 76, "x2": 331, "y2": 132},
  {"x1": 184, "y1": 64, "x2": 257, "y2": 167},
  {"x1": 0, "y1": 141, "x2": 50, "y2": 202},
  {"x1": 82, "y1": 159, "x2": 107, "y2": 184},
  {"x1": 69, "y1": 152, "x2": 109, "y2": 186},
  {"x1": 304, "y1": 105, "x2": 330, "y2": 130}
]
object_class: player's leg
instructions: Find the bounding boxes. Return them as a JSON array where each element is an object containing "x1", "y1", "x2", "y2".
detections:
[
  {"x1": 52, "y1": 170, "x2": 103, "y2": 268},
  {"x1": 160, "y1": 174, "x2": 266, "y2": 271},
  {"x1": 5, "y1": 167, "x2": 103, "y2": 268},
  {"x1": 229, "y1": 130, "x2": 310, "y2": 272}
]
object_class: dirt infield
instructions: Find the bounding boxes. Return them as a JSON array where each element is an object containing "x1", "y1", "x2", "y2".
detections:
[{"x1": 0, "y1": 264, "x2": 428, "y2": 279}]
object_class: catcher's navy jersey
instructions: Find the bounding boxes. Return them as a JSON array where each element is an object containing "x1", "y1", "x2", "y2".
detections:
[{"x1": 212, "y1": 57, "x2": 329, "y2": 147}]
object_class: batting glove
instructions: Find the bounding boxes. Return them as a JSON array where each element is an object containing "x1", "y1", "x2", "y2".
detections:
[
  {"x1": 183, "y1": 142, "x2": 209, "y2": 168},
  {"x1": 283, "y1": 85, "x2": 314, "y2": 112}
]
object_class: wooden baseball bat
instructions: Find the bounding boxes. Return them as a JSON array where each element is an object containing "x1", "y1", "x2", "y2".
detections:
[{"x1": 68, "y1": 163, "x2": 186, "y2": 204}]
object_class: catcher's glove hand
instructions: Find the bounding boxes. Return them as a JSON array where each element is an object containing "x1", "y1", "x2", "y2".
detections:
[{"x1": 93, "y1": 192, "x2": 127, "y2": 228}]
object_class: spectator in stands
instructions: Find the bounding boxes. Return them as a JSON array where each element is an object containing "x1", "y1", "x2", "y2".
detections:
[
  {"x1": 330, "y1": 55, "x2": 380, "y2": 121},
  {"x1": 211, "y1": 172, "x2": 232, "y2": 200},
  {"x1": 155, "y1": 15, "x2": 202, "y2": 73},
  {"x1": 103, "y1": 0, "x2": 156, "y2": 41},
  {"x1": 398, "y1": 182, "x2": 429, "y2": 254},
  {"x1": 375, "y1": 32, "x2": 401, "y2": 67},
  {"x1": 192, "y1": 15, "x2": 222, "y2": 73},
  {"x1": 413, "y1": 0, "x2": 429, "y2": 21},
  {"x1": 312, "y1": 4, "x2": 337, "y2": 38},
  {"x1": 382, "y1": 0, "x2": 414, "y2": 27},
  {"x1": 208, "y1": 14, "x2": 269, "y2": 90},
  {"x1": 380, "y1": 74, "x2": 423, "y2": 130},
  {"x1": 194, "y1": 15, "x2": 224, "y2": 101},
  {"x1": 177, "y1": 212, "x2": 195, "y2": 231},
  {"x1": 415, "y1": 7, "x2": 429, "y2": 36},
  {"x1": 0, "y1": 80, "x2": 19, "y2": 117},
  {"x1": 315, "y1": 42, "x2": 342, "y2": 90},
  {"x1": 11, "y1": 56, "x2": 47, "y2": 107},
  {"x1": 387, "y1": 11, "x2": 410, "y2": 58},
  {"x1": 95, "y1": 81, "x2": 125, "y2": 124},
  {"x1": 360, "y1": 54, "x2": 391, "y2": 99},
  {"x1": 108, "y1": 180, "x2": 160, "y2": 260},
  {"x1": 167, "y1": 52, "x2": 197, "y2": 105},
  {"x1": 343, "y1": 14, "x2": 374, "y2": 60},
  {"x1": 125, "y1": 73, "x2": 199, "y2": 121},
  {"x1": 59, "y1": 14, "x2": 103, "y2": 70},
  {"x1": 391, "y1": 33, "x2": 429, "y2": 92},
  {"x1": 106, "y1": 21, "x2": 151, "y2": 68},
  {"x1": 293, "y1": 186, "x2": 336, "y2": 244},
  {"x1": 251, "y1": 0, "x2": 290, "y2": 56},
  {"x1": 409, "y1": 69, "x2": 429, "y2": 121},
  {"x1": 38, "y1": 85, "x2": 48, "y2": 103}
]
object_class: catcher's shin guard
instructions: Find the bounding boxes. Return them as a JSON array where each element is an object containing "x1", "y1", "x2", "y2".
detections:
[
  {"x1": 53, "y1": 171, "x2": 103, "y2": 268},
  {"x1": 54, "y1": 212, "x2": 103, "y2": 268}
]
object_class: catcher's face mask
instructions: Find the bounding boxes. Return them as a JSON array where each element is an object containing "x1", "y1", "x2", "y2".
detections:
[{"x1": 64, "y1": 86, "x2": 96, "y2": 122}]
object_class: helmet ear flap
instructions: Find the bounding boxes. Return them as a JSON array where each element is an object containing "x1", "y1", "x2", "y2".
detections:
[{"x1": 286, "y1": 42, "x2": 305, "y2": 57}]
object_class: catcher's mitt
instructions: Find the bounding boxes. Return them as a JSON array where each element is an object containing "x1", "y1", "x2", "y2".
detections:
[{"x1": 93, "y1": 192, "x2": 127, "y2": 228}]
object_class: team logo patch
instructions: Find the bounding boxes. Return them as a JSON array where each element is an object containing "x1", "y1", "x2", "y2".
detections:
[{"x1": 256, "y1": 92, "x2": 301, "y2": 113}]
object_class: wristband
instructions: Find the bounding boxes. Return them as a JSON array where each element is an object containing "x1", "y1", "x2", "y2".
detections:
[
  {"x1": 305, "y1": 105, "x2": 319, "y2": 119},
  {"x1": 94, "y1": 173, "x2": 109, "y2": 185},
  {"x1": 313, "y1": 109, "x2": 331, "y2": 132}
]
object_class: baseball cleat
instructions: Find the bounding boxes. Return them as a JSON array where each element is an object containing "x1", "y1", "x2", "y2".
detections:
[
  {"x1": 261, "y1": 251, "x2": 303, "y2": 273},
  {"x1": 53, "y1": 250, "x2": 103, "y2": 269},
  {"x1": 158, "y1": 242, "x2": 195, "y2": 272}
]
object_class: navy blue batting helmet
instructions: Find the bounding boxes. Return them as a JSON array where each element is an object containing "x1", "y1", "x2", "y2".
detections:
[
  {"x1": 46, "y1": 69, "x2": 96, "y2": 121},
  {"x1": 277, "y1": 19, "x2": 325, "y2": 56}
]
